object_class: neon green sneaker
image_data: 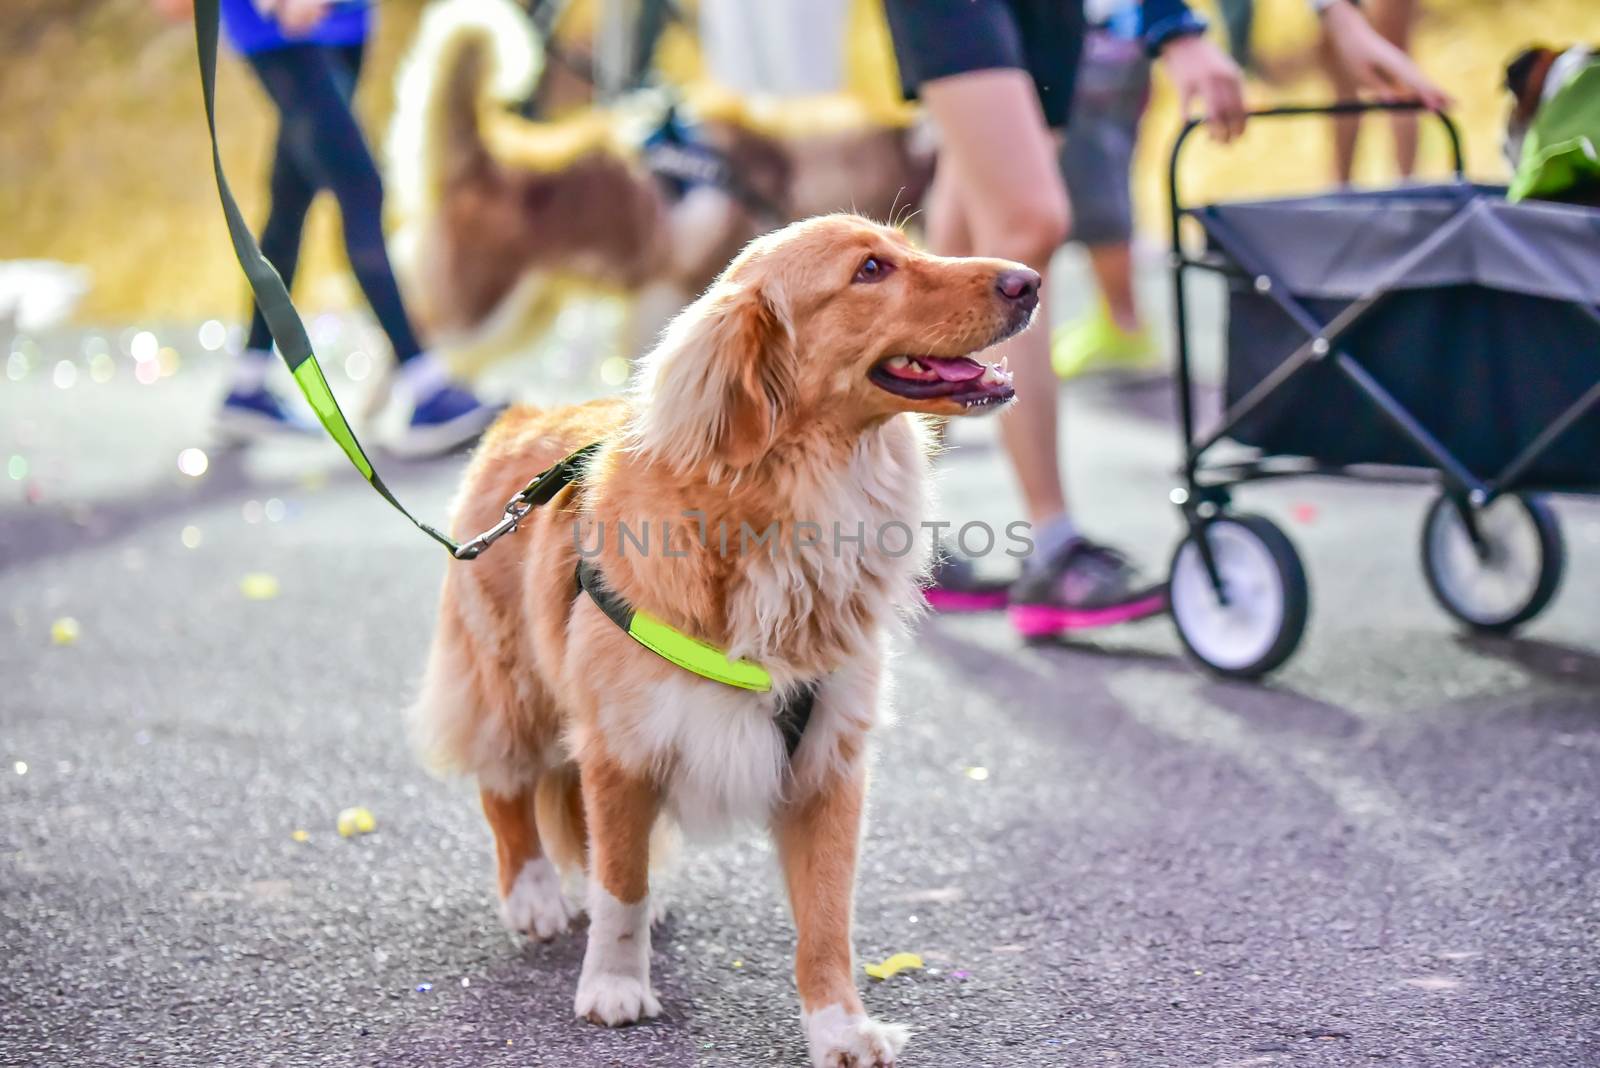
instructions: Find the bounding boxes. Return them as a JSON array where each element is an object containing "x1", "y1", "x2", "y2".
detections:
[{"x1": 1051, "y1": 304, "x2": 1156, "y2": 380}]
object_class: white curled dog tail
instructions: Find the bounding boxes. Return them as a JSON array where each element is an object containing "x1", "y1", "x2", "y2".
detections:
[{"x1": 386, "y1": 0, "x2": 544, "y2": 227}]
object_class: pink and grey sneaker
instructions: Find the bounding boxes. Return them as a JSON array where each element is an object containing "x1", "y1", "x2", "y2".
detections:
[
  {"x1": 923, "y1": 552, "x2": 1012, "y2": 613},
  {"x1": 1007, "y1": 538, "x2": 1167, "y2": 637}
]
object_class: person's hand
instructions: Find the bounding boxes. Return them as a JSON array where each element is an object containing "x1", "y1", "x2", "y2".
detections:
[
  {"x1": 1158, "y1": 34, "x2": 1248, "y2": 142},
  {"x1": 1322, "y1": 0, "x2": 1450, "y2": 109},
  {"x1": 259, "y1": 0, "x2": 332, "y2": 36},
  {"x1": 150, "y1": 0, "x2": 194, "y2": 23}
]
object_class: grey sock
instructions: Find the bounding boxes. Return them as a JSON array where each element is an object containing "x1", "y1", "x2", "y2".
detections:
[{"x1": 1024, "y1": 514, "x2": 1081, "y2": 575}]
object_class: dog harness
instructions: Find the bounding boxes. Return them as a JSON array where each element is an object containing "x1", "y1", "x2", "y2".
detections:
[{"x1": 533, "y1": 447, "x2": 818, "y2": 759}]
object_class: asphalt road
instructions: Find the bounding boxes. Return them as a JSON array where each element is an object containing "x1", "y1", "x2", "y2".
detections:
[{"x1": 4, "y1": 283, "x2": 1599, "y2": 1067}]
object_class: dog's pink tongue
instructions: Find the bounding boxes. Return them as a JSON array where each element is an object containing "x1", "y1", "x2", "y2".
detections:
[{"x1": 921, "y1": 356, "x2": 986, "y2": 383}]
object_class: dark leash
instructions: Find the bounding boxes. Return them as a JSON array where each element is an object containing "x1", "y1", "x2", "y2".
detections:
[{"x1": 192, "y1": 0, "x2": 814, "y2": 753}]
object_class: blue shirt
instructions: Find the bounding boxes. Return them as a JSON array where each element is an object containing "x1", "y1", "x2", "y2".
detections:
[
  {"x1": 1139, "y1": 0, "x2": 1208, "y2": 56},
  {"x1": 220, "y1": 0, "x2": 370, "y2": 54}
]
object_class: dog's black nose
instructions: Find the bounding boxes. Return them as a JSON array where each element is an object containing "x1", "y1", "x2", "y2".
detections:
[{"x1": 996, "y1": 268, "x2": 1040, "y2": 307}]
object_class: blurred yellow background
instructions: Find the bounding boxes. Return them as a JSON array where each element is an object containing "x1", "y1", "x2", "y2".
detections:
[{"x1": 0, "y1": 0, "x2": 1591, "y2": 324}]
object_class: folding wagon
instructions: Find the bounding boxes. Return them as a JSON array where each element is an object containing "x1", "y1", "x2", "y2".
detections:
[{"x1": 1163, "y1": 104, "x2": 1600, "y2": 678}]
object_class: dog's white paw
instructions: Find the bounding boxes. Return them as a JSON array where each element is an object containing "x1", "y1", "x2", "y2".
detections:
[
  {"x1": 497, "y1": 858, "x2": 573, "y2": 941},
  {"x1": 803, "y1": 1004, "x2": 910, "y2": 1068},
  {"x1": 573, "y1": 972, "x2": 662, "y2": 1027}
]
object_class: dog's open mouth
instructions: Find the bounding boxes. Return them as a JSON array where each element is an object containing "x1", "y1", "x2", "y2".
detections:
[{"x1": 869, "y1": 354, "x2": 1015, "y2": 408}]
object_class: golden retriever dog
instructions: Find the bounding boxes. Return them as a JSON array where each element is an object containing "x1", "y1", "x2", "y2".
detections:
[{"x1": 409, "y1": 214, "x2": 1037, "y2": 1066}]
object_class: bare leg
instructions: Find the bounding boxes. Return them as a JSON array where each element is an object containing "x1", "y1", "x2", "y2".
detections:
[
  {"x1": 776, "y1": 764, "x2": 907, "y2": 1068},
  {"x1": 1087, "y1": 241, "x2": 1141, "y2": 332},
  {"x1": 573, "y1": 753, "x2": 661, "y2": 1026},
  {"x1": 923, "y1": 163, "x2": 972, "y2": 256},
  {"x1": 1373, "y1": 0, "x2": 1420, "y2": 177},
  {"x1": 1321, "y1": 31, "x2": 1362, "y2": 185},
  {"x1": 481, "y1": 785, "x2": 573, "y2": 940},
  {"x1": 921, "y1": 69, "x2": 1071, "y2": 524}
]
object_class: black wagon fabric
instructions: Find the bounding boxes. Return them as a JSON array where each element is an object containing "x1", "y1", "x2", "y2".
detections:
[{"x1": 1207, "y1": 185, "x2": 1600, "y2": 490}]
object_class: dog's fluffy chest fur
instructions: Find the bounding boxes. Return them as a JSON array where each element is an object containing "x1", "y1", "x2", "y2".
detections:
[
  {"x1": 589, "y1": 417, "x2": 931, "y2": 832},
  {"x1": 723, "y1": 417, "x2": 932, "y2": 672}
]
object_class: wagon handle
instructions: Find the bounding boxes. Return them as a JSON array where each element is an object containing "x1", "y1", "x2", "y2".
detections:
[{"x1": 1167, "y1": 102, "x2": 1465, "y2": 242}]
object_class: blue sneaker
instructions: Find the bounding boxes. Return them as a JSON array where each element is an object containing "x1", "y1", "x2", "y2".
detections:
[
  {"x1": 216, "y1": 386, "x2": 314, "y2": 442},
  {"x1": 392, "y1": 384, "x2": 504, "y2": 459}
]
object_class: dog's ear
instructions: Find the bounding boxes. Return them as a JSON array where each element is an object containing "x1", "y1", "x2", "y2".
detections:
[
  {"x1": 633, "y1": 279, "x2": 795, "y2": 471},
  {"x1": 710, "y1": 285, "x2": 796, "y2": 468}
]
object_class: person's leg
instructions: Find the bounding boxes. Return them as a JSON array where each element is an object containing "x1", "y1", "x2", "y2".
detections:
[
  {"x1": 922, "y1": 162, "x2": 973, "y2": 258},
  {"x1": 920, "y1": 69, "x2": 1070, "y2": 526},
  {"x1": 242, "y1": 129, "x2": 317, "y2": 357},
  {"x1": 1218, "y1": 0, "x2": 1255, "y2": 71},
  {"x1": 1054, "y1": 38, "x2": 1154, "y2": 378},
  {"x1": 219, "y1": 50, "x2": 326, "y2": 437},
  {"x1": 249, "y1": 43, "x2": 500, "y2": 456},
  {"x1": 256, "y1": 44, "x2": 426, "y2": 364},
  {"x1": 887, "y1": 0, "x2": 1162, "y2": 629},
  {"x1": 1321, "y1": 31, "x2": 1362, "y2": 185},
  {"x1": 1087, "y1": 242, "x2": 1139, "y2": 331},
  {"x1": 1373, "y1": 0, "x2": 1420, "y2": 177}
]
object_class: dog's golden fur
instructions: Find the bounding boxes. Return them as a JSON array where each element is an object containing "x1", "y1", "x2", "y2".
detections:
[{"x1": 410, "y1": 214, "x2": 1032, "y2": 1066}]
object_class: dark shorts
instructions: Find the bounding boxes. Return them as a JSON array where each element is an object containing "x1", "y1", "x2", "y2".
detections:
[{"x1": 882, "y1": 0, "x2": 1087, "y2": 128}]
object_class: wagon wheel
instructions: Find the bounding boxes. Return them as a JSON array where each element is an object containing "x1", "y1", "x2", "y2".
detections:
[
  {"x1": 1169, "y1": 514, "x2": 1309, "y2": 679},
  {"x1": 1420, "y1": 492, "x2": 1565, "y2": 633}
]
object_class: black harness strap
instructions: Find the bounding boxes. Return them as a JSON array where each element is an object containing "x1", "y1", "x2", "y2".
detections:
[
  {"x1": 774, "y1": 686, "x2": 817, "y2": 763},
  {"x1": 575, "y1": 558, "x2": 636, "y2": 634}
]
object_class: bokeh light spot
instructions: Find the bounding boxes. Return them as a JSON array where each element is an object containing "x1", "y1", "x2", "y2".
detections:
[
  {"x1": 181, "y1": 525, "x2": 203, "y2": 549},
  {"x1": 52, "y1": 361, "x2": 78, "y2": 389},
  {"x1": 599, "y1": 356, "x2": 629, "y2": 386},
  {"x1": 198, "y1": 320, "x2": 227, "y2": 351},
  {"x1": 177, "y1": 447, "x2": 209, "y2": 478},
  {"x1": 130, "y1": 330, "x2": 159, "y2": 363},
  {"x1": 240, "y1": 572, "x2": 280, "y2": 600}
]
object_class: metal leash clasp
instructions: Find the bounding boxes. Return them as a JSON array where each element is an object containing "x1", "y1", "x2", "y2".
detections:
[
  {"x1": 452, "y1": 492, "x2": 535, "y2": 561},
  {"x1": 447, "y1": 444, "x2": 597, "y2": 561}
]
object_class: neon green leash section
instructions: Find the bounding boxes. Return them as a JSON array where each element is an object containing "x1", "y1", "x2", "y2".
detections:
[{"x1": 193, "y1": 0, "x2": 457, "y2": 552}]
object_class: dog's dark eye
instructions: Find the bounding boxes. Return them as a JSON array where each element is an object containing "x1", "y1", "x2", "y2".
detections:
[{"x1": 853, "y1": 256, "x2": 892, "y2": 284}]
